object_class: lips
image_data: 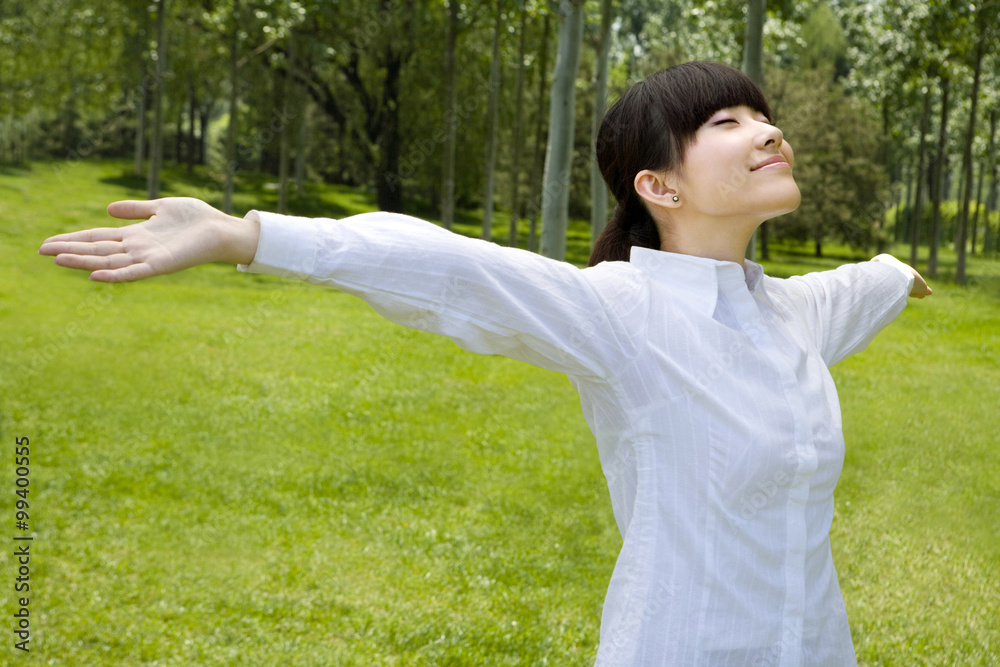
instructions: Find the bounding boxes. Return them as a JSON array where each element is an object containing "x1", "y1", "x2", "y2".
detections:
[{"x1": 752, "y1": 155, "x2": 790, "y2": 171}]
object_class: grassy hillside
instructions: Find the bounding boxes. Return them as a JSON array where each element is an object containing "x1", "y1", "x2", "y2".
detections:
[{"x1": 1, "y1": 159, "x2": 997, "y2": 665}]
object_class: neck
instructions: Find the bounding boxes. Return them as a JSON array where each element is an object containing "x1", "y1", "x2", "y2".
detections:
[{"x1": 657, "y1": 213, "x2": 761, "y2": 265}]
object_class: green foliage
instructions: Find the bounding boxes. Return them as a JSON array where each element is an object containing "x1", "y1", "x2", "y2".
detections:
[
  {"x1": 768, "y1": 68, "x2": 890, "y2": 254},
  {"x1": 794, "y1": 2, "x2": 848, "y2": 74}
]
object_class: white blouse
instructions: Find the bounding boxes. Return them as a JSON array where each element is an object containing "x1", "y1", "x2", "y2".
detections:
[{"x1": 240, "y1": 210, "x2": 913, "y2": 667}]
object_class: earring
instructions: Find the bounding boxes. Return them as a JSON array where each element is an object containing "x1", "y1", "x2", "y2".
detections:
[{"x1": 672, "y1": 195, "x2": 679, "y2": 202}]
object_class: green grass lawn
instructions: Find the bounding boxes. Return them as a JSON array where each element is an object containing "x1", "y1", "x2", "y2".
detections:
[{"x1": 1, "y1": 159, "x2": 998, "y2": 665}]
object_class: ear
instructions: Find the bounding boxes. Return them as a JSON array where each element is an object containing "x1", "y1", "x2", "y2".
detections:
[{"x1": 634, "y1": 170, "x2": 680, "y2": 209}]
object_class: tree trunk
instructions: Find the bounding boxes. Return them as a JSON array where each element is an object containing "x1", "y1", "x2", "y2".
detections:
[
  {"x1": 186, "y1": 78, "x2": 197, "y2": 173},
  {"x1": 481, "y1": 0, "x2": 503, "y2": 241},
  {"x1": 134, "y1": 79, "x2": 147, "y2": 177},
  {"x1": 908, "y1": 84, "x2": 931, "y2": 268},
  {"x1": 276, "y1": 29, "x2": 297, "y2": 213},
  {"x1": 146, "y1": 0, "x2": 166, "y2": 200},
  {"x1": 971, "y1": 158, "x2": 987, "y2": 254},
  {"x1": 984, "y1": 109, "x2": 998, "y2": 255},
  {"x1": 174, "y1": 95, "x2": 183, "y2": 164},
  {"x1": 742, "y1": 0, "x2": 766, "y2": 261},
  {"x1": 527, "y1": 13, "x2": 552, "y2": 253},
  {"x1": 224, "y1": 0, "x2": 240, "y2": 214},
  {"x1": 742, "y1": 0, "x2": 766, "y2": 84},
  {"x1": 440, "y1": 0, "x2": 459, "y2": 230},
  {"x1": 895, "y1": 163, "x2": 909, "y2": 243},
  {"x1": 540, "y1": 0, "x2": 585, "y2": 261},
  {"x1": 928, "y1": 76, "x2": 950, "y2": 276},
  {"x1": 956, "y1": 35, "x2": 985, "y2": 285},
  {"x1": 953, "y1": 163, "x2": 965, "y2": 247},
  {"x1": 376, "y1": 43, "x2": 404, "y2": 212},
  {"x1": 508, "y1": 8, "x2": 528, "y2": 248},
  {"x1": 589, "y1": 0, "x2": 613, "y2": 243},
  {"x1": 295, "y1": 99, "x2": 306, "y2": 197},
  {"x1": 198, "y1": 105, "x2": 209, "y2": 166},
  {"x1": 278, "y1": 66, "x2": 291, "y2": 214},
  {"x1": 125, "y1": 0, "x2": 148, "y2": 176}
]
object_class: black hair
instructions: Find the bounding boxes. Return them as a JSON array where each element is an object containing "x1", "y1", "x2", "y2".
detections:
[{"x1": 588, "y1": 61, "x2": 772, "y2": 267}]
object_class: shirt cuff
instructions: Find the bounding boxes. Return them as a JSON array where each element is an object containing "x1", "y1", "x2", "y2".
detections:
[
  {"x1": 237, "y1": 210, "x2": 326, "y2": 281},
  {"x1": 869, "y1": 256, "x2": 915, "y2": 297}
]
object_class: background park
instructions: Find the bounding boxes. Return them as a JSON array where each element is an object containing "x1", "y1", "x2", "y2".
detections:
[{"x1": 1, "y1": 0, "x2": 999, "y2": 664}]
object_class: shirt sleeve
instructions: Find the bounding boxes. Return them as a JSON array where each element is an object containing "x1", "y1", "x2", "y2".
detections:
[
  {"x1": 237, "y1": 210, "x2": 647, "y2": 379},
  {"x1": 780, "y1": 259, "x2": 914, "y2": 367}
]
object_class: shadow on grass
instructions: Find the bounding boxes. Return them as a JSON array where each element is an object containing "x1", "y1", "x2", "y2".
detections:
[
  {"x1": 99, "y1": 167, "x2": 224, "y2": 196},
  {"x1": 99, "y1": 172, "x2": 150, "y2": 193},
  {"x1": 0, "y1": 162, "x2": 33, "y2": 177},
  {"x1": 98, "y1": 167, "x2": 362, "y2": 220}
]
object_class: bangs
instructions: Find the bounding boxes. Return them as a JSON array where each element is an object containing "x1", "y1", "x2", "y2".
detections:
[
  {"x1": 662, "y1": 61, "x2": 772, "y2": 133},
  {"x1": 641, "y1": 62, "x2": 772, "y2": 164}
]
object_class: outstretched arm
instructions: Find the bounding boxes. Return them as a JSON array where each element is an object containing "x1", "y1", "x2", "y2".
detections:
[
  {"x1": 41, "y1": 199, "x2": 645, "y2": 378},
  {"x1": 38, "y1": 198, "x2": 260, "y2": 282},
  {"x1": 779, "y1": 252, "x2": 931, "y2": 366}
]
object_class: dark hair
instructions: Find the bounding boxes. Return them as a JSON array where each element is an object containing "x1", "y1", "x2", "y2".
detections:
[{"x1": 588, "y1": 61, "x2": 772, "y2": 267}]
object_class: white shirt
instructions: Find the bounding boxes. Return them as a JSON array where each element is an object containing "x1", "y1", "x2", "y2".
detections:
[{"x1": 240, "y1": 210, "x2": 913, "y2": 666}]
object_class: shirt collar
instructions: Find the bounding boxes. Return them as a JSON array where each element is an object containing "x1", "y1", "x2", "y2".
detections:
[{"x1": 629, "y1": 246, "x2": 764, "y2": 317}]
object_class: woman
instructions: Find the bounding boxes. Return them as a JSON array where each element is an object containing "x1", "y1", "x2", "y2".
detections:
[{"x1": 40, "y1": 62, "x2": 930, "y2": 666}]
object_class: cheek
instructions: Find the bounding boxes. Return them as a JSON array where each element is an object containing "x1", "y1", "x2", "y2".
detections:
[{"x1": 782, "y1": 142, "x2": 795, "y2": 166}]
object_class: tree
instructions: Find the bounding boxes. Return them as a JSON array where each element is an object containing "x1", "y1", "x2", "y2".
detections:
[
  {"x1": 277, "y1": 30, "x2": 296, "y2": 214},
  {"x1": 768, "y1": 68, "x2": 888, "y2": 256},
  {"x1": 123, "y1": 0, "x2": 151, "y2": 177},
  {"x1": 292, "y1": 0, "x2": 419, "y2": 213},
  {"x1": 927, "y1": 75, "x2": 950, "y2": 276},
  {"x1": 908, "y1": 79, "x2": 931, "y2": 268},
  {"x1": 984, "y1": 109, "x2": 999, "y2": 255},
  {"x1": 508, "y1": 5, "x2": 530, "y2": 247},
  {"x1": 441, "y1": 0, "x2": 461, "y2": 230},
  {"x1": 589, "y1": 0, "x2": 615, "y2": 242},
  {"x1": 539, "y1": 0, "x2": 585, "y2": 261},
  {"x1": 742, "y1": 0, "x2": 765, "y2": 83},
  {"x1": 146, "y1": 0, "x2": 167, "y2": 199},
  {"x1": 481, "y1": 0, "x2": 504, "y2": 241},
  {"x1": 954, "y1": 1, "x2": 996, "y2": 284},
  {"x1": 526, "y1": 11, "x2": 552, "y2": 253},
  {"x1": 223, "y1": 0, "x2": 241, "y2": 214}
]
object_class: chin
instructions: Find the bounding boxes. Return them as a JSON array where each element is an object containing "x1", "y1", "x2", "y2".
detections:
[{"x1": 769, "y1": 184, "x2": 802, "y2": 219}]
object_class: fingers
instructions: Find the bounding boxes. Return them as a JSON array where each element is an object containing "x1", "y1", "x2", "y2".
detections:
[
  {"x1": 107, "y1": 199, "x2": 160, "y2": 221},
  {"x1": 39, "y1": 227, "x2": 124, "y2": 250},
  {"x1": 90, "y1": 262, "x2": 158, "y2": 283},
  {"x1": 38, "y1": 239, "x2": 126, "y2": 257},
  {"x1": 50, "y1": 253, "x2": 155, "y2": 283},
  {"x1": 911, "y1": 279, "x2": 932, "y2": 299},
  {"x1": 90, "y1": 263, "x2": 157, "y2": 283},
  {"x1": 53, "y1": 252, "x2": 136, "y2": 272}
]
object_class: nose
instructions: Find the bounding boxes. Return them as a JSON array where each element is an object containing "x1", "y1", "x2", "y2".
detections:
[{"x1": 757, "y1": 122, "x2": 784, "y2": 151}]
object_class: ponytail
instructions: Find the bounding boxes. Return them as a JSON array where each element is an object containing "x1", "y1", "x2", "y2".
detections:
[{"x1": 588, "y1": 197, "x2": 661, "y2": 267}]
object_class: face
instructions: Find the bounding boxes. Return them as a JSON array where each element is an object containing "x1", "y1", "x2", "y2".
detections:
[{"x1": 672, "y1": 105, "x2": 800, "y2": 223}]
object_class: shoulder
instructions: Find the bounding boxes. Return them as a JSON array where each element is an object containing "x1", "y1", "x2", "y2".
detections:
[{"x1": 581, "y1": 259, "x2": 651, "y2": 301}]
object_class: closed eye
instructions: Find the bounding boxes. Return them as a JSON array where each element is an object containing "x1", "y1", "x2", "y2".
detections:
[{"x1": 713, "y1": 118, "x2": 738, "y2": 126}]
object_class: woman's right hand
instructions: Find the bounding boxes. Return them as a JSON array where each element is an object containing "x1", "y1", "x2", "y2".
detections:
[{"x1": 38, "y1": 197, "x2": 260, "y2": 283}]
